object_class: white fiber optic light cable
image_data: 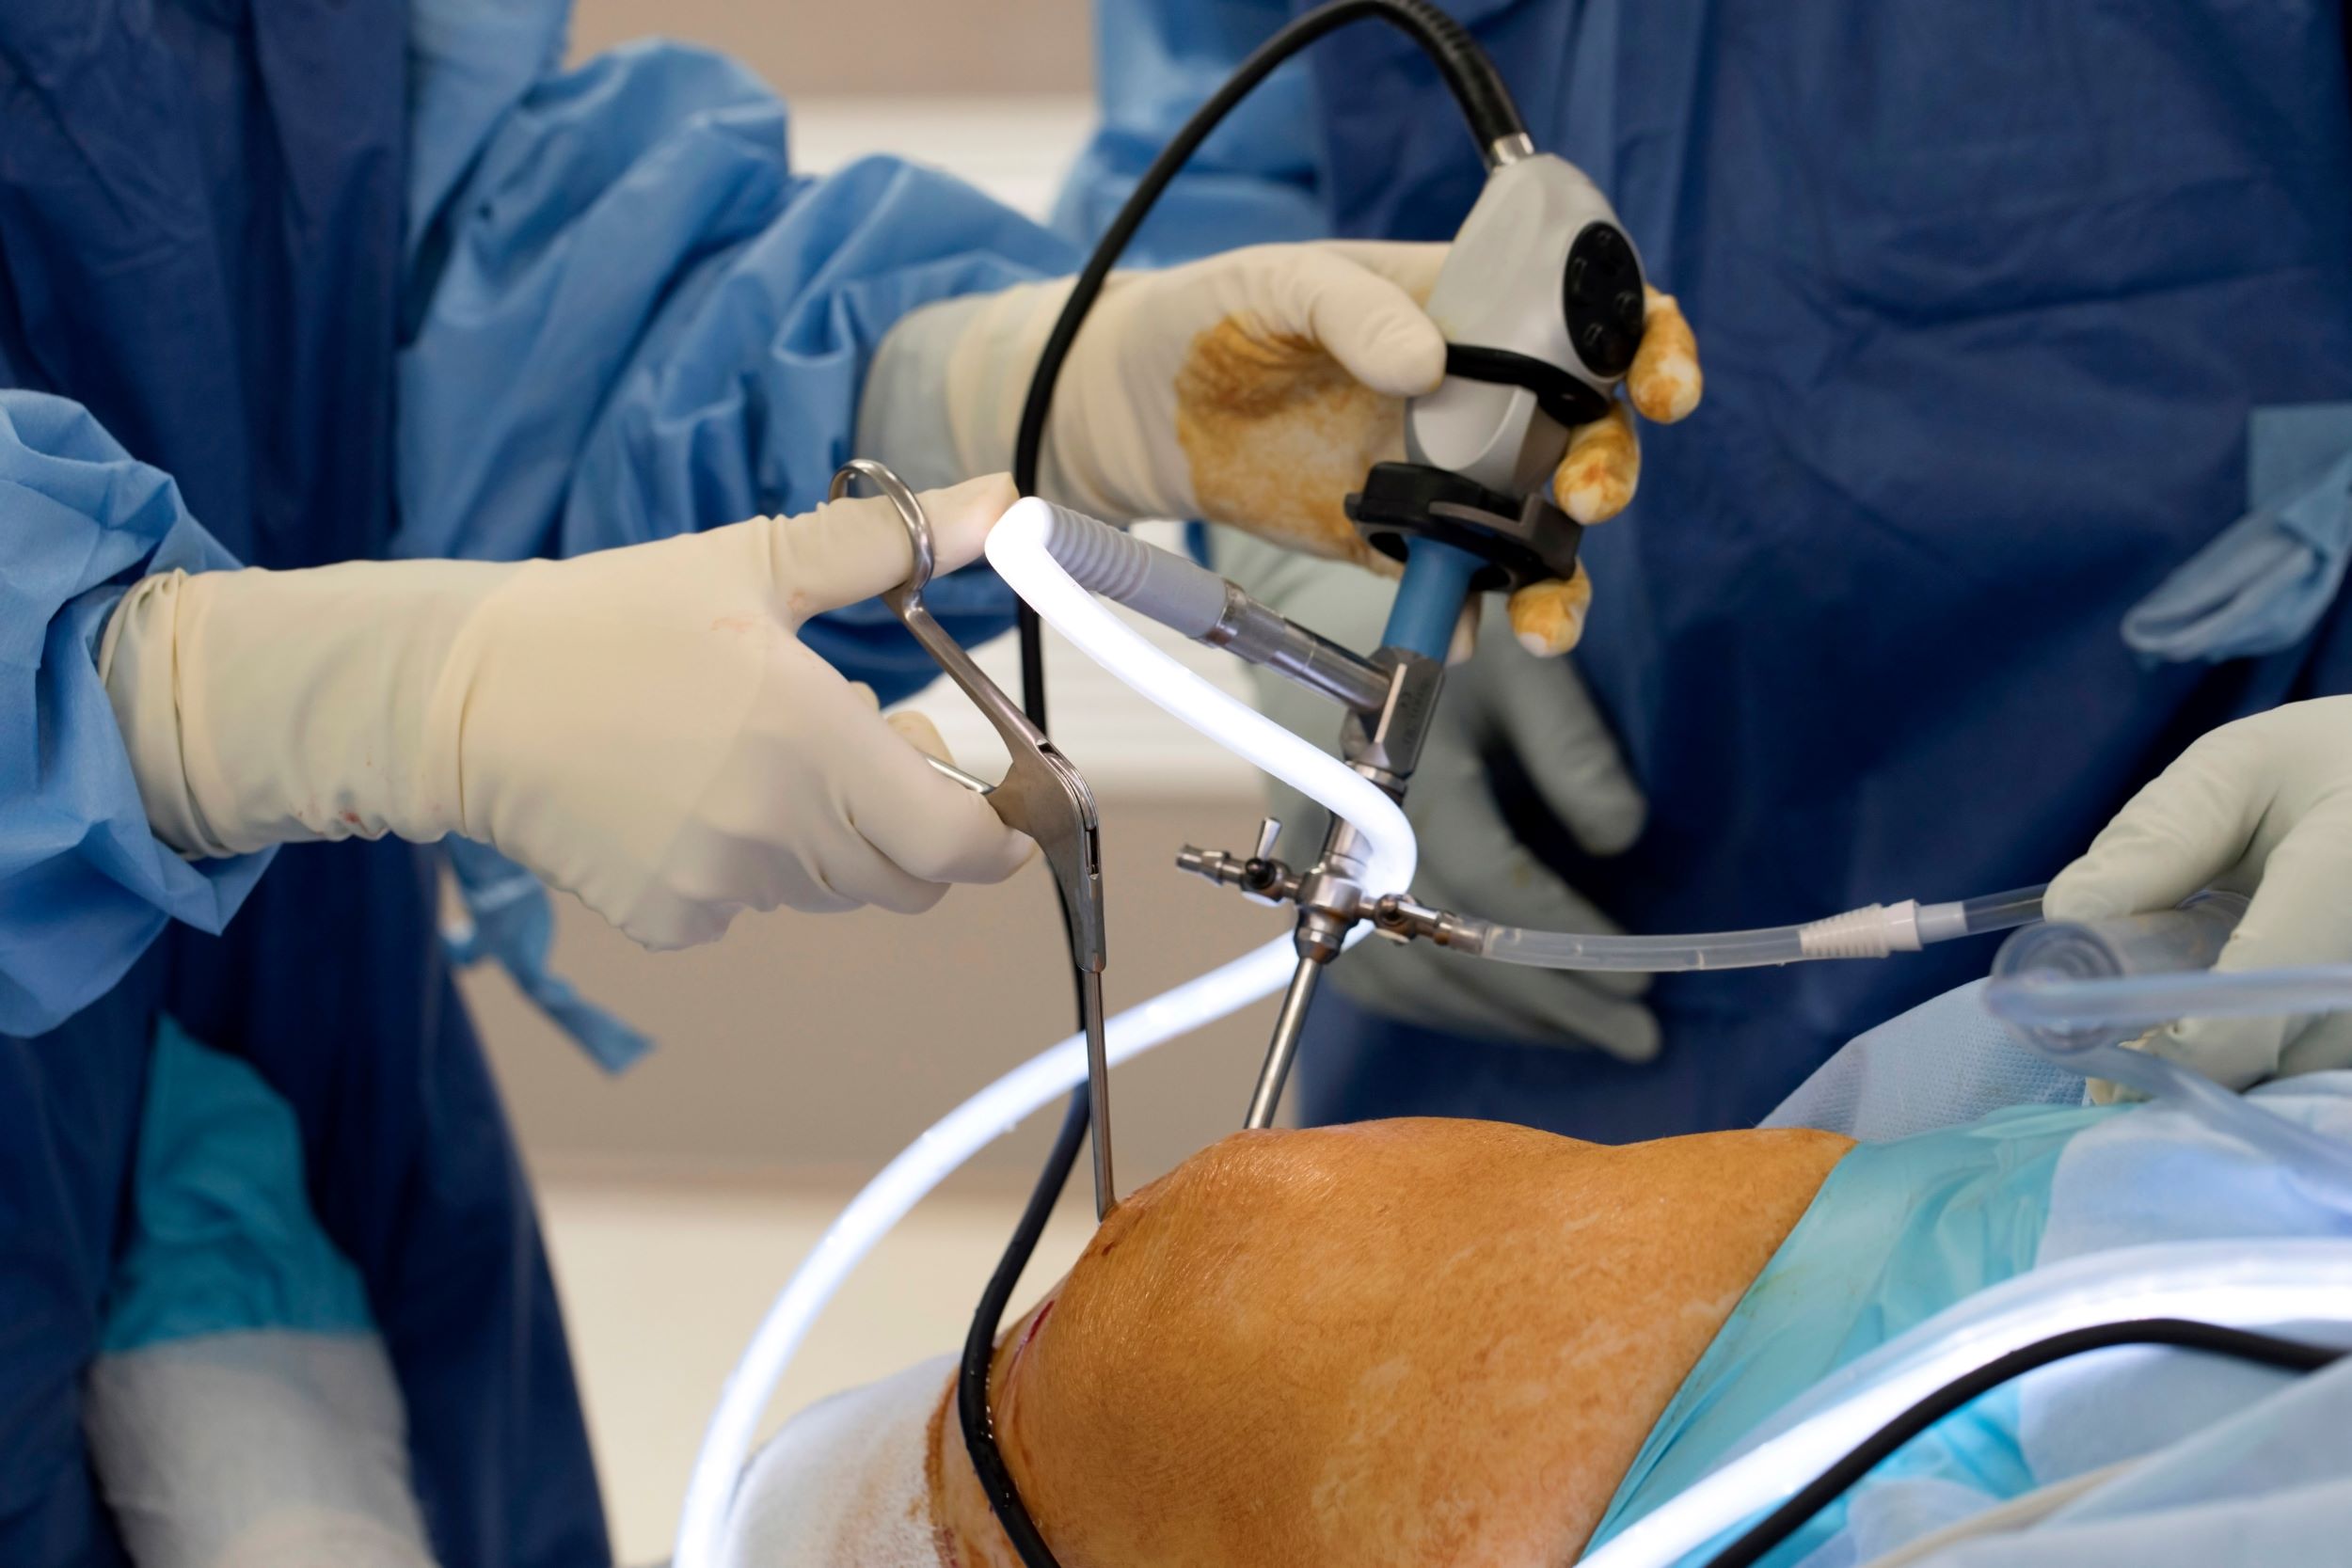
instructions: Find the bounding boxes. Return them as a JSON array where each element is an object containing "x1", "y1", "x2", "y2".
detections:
[
  {"x1": 1579, "y1": 1239, "x2": 2352, "y2": 1568},
  {"x1": 675, "y1": 499, "x2": 1415, "y2": 1568},
  {"x1": 987, "y1": 499, "x2": 1417, "y2": 895}
]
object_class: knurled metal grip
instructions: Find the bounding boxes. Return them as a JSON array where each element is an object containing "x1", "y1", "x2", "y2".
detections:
[{"x1": 1344, "y1": 460, "x2": 1584, "y2": 594}]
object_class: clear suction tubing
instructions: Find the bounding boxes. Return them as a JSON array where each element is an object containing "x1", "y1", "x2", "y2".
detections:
[
  {"x1": 1983, "y1": 892, "x2": 2352, "y2": 1187},
  {"x1": 1473, "y1": 885, "x2": 2048, "y2": 970}
]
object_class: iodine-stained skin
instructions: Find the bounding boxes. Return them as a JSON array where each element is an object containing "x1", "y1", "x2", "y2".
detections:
[{"x1": 930, "y1": 1117, "x2": 1852, "y2": 1568}]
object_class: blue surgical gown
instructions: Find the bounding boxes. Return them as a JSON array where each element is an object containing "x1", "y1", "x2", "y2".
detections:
[
  {"x1": 1062, "y1": 0, "x2": 2352, "y2": 1142},
  {"x1": 0, "y1": 2, "x2": 1071, "y2": 1561}
]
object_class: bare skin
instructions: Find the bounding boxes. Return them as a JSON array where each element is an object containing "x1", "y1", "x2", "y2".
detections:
[{"x1": 924, "y1": 1117, "x2": 1851, "y2": 1568}]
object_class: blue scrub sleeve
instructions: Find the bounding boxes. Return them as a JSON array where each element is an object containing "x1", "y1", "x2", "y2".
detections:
[
  {"x1": 1053, "y1": 0, "x2": 1334, "y2": 261},
  {"x1": 397, "y1": 37, "x2": 1083, "y2": 702},
  {"x1": 0, "y1": 392, "x2": 269, "y2": 1036}
]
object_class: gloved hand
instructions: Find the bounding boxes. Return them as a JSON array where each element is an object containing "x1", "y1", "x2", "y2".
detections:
[
  {"x1": 2045, "y1": 697, "x2": 2352, "y2": 1088},
  {"x1": 1211, "y1": 529, "x2": 1658, "y2": 1059},
  {"x1": 857, "y1": 242, "x2": 1703, "y2": 655},
  {"x1": 100, "y1": 475, "x2": 1032, "y2": 948}
]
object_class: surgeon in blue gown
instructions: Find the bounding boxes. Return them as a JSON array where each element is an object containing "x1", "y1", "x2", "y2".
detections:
[
  {"x1": 1060, "y1": 0, "x2": 2352, "y2": 1142},
  {"x1": 0, "y1": 8, "x2": 1041, "y2": 1562},
  {"x1": 0, "y1": 2, "x2": 1504, "y2": 1561}
]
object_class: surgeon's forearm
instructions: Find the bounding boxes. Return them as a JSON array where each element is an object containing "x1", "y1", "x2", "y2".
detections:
[
  {"x1": 856, "y1": 281, "x2": 1104, "y2": 511},
  {"x1": 98, "y1": 560, "x2": 508, "y2": 857}
]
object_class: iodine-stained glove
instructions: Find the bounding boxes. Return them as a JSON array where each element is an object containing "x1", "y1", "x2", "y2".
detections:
[
  {"x1": 1211, "y1": 529, "x2": 1657, "y2": 1060},
  {"x1": 2044, "y1": 697, "x2": 2352, "y2": 1088},
  {"x1": 857, "y1": 242, "x2": 1703, "y2": 656},
  {"x1": 99, "y1": 476, "x2": 1032, "y2": 948}
]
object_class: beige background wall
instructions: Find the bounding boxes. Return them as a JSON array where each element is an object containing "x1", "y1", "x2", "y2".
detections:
[
  {"x1": 463, "y1": 795, "x2": 1294, "y2": 1189},
  {"x1": 568, "y1": 0, "x2": 1093, "y2": 94}
]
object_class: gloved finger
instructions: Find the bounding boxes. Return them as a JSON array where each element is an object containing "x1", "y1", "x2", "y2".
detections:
[
  {"x1": 886, "y1": 707, "x2": 954, "y2": 762},
  {"x1": 1316, "y1": 240, "x2": 1449, "y2": 306},
  {"x1": 918, "y1": 472, "x2": 1021, "y2": 574},
  {"x1": 1627, "y1": 288, "x2": 1702, "y2": 425},
  {"x1": 1551, "y1": 403, "x2": 1639, "y2": 525},
  {"x1": 2042, "y1": 731, "x2": 2267, "y2": 923},
  {"x1": 626, "y1": 782, "x2": 895, "y2": 935},
  {"x1": 886, "y1": 710, "x2": 1037, "y2": 870},
  {"x1": 1249, "y1": 244, "x2": 1448, "y2": 398},
  {"x1": 1485, "y1": 633, "x2": 1645, "y2": 855},
  {"x1": 2279, "y1": 1010, "x2": 2352, "y2": 1078},
  {"x1": 2152, "y1": 798, "x2": 2352, "y2": 1088},
  {"x1": 837, "y1": 706, "x2": 1036, "y2": 889},
  {"x1": 660, "y1": 800, "x2": 879, "y2": 921},
  {"x1": 807, "y1": 837, "x2": 953, "y2": 916},
  {"x1": 1504, "y1": 565, "x2": 1594, "y2": 657},
  {"x1": 764, "y1": 472, "x2": 1020, "y2": 626},
  {"x1": 613, "y1": 883, "x2": 755, "y2": 950}
]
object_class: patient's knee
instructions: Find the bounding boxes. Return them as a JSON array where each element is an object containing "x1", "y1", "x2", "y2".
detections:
[{"x1": 950, "y1": 1117, "x2": 1848, "y2": 1568}]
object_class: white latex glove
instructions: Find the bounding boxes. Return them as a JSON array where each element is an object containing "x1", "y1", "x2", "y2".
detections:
[
  {"x1": 1210, "y1": 529, "x2": 1657, "y2": 1060},
  {"x1": 858, "y1": 242, "x2": 1702, "y2": 656},
  {"x1": 100, "y1": 475, "x2": 1032, "y2": 948},
  {"x1": 2044, "y1": 696, "x2": 2352, "y2": 1088}
]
